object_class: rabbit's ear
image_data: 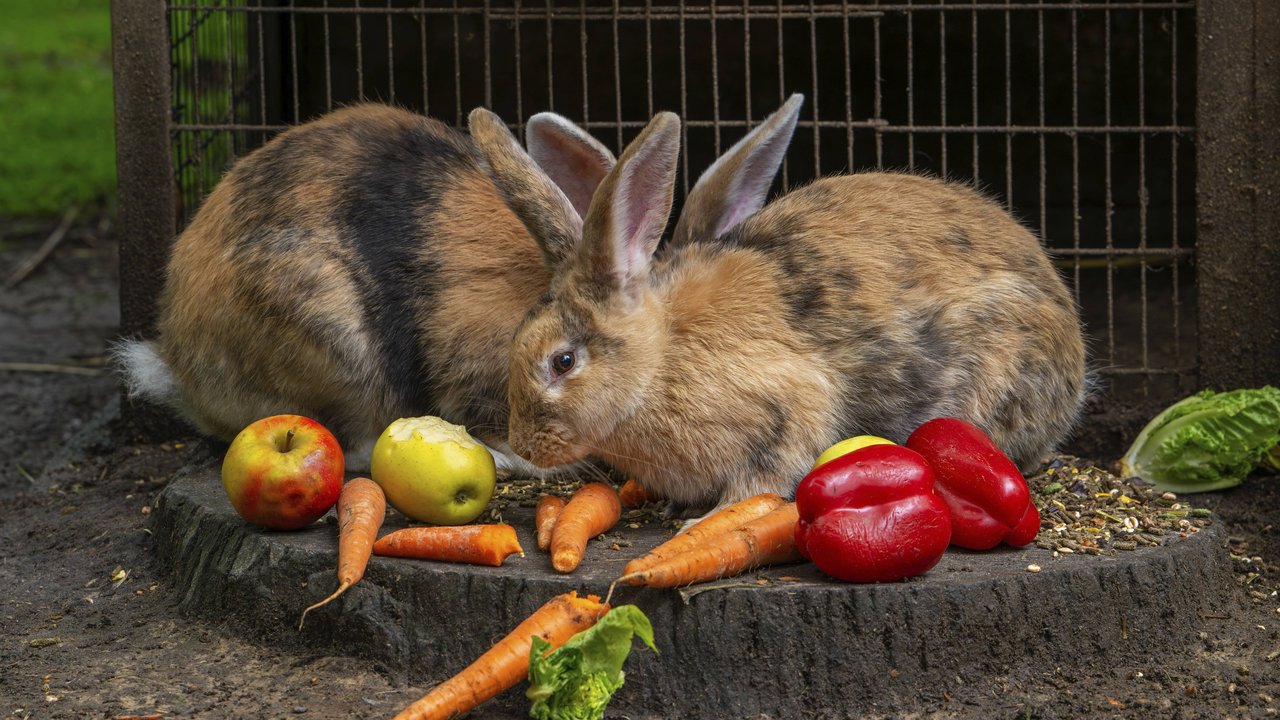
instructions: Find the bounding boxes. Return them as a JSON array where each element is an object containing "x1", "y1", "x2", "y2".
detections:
[
  {"x1": 469, "y1": 108, "x2": 582, "y2": 269},
  {"x1": 581, "y1": 111, "x2": 682, "y2": 306},
  {"x1": 526, "y1": 112, "x2": 616, "y2": 219},
  {"x1": 672, "y1": 93, "x2": 804, "y2": 245}
]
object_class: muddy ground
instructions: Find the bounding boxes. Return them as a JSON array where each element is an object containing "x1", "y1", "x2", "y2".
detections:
[{"x1": 1, "y1": 220, "x2": 1278, "y2": 719}]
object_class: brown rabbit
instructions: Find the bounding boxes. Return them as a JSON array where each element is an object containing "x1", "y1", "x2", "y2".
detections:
[
  {"x1": 115, "y1": 103, "x2": 616, "y2": 471},
  {"x1": 473, "y1": 95, "x2": 1087, "y2": 513}
]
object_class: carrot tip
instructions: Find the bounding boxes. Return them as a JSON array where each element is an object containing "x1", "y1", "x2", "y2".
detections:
[{"x1": 298, "y1": 581, "x2": 352, "y2": 630}]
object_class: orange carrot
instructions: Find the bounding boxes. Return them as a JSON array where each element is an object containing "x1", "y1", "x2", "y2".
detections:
[
  {"x1": 550, "y1": 482, "x2": 622, "y2": 573},
  {"x1": 623, "y1": 492, "x2": 786, "y2": 576},
  {"x1": 373, "y1": 525, "x2": 524, "y2": 567},
  {"x1": 618, "y1": 479, "x2": 661, "y2": 508},
  {"x1": 535, "y1": 494, "x2": 565, "y2": 551},
  {"x1": 298, "y1": 477, "x2": 386, "y2": 629},
  {"x1": 393, "y1": 591, "x2": 609, "y2": 720},
  {"x1": 618, "y1": 502, "x2": 801, "y2": 588}
]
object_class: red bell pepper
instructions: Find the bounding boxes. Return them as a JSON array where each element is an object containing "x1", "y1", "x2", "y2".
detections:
[
  {"x1": 794, "y1": 444, "x2": 952, "y2": 583},
  {"x1": 906, "y1": 417, "x2": 1041, "y2": 550}
]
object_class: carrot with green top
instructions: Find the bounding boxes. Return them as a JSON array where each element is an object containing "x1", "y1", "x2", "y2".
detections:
[
  {"x1": 623, "y1": 493, "x2": 785, "y2": 576},
  {"x1": 617, "y1": 502, "x2": 801, "y2": 588},
  {"x1": 550, "y1": 482, "x2": 622, "y2": 573},
  {"x1": 298, "y1": 477, "x2": 385, "y2": 629},
  {"x1": 373, "y1": 524, "x2": 523, "y2": 566},
  {"x1": 393, "y1": 591, "x2": 610, "y2": 720}
]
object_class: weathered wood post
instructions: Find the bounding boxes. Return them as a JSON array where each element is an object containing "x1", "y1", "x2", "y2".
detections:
[
  {"x1": 1196, "y1": 0, "x2": 1280, "y2": 389},
  {"x1": 112, "y1": 0, "x2": 175, "y2": 340}
]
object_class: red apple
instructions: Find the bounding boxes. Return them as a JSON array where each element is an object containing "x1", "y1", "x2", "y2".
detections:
[{"x1": 221, "y1": 414, "x2": 344, "y2": 530}]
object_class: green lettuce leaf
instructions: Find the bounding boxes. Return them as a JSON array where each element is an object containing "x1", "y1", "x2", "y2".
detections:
[
  {"x1": 527, "y1": 605, "x2": 657, "y2": 720},
  {"x1": 1262, "y1": 442, "x2": 1280, "y2": 474},
  {"x1": 1119, "y1": 387, "x2": 1280, "y2": 493}
]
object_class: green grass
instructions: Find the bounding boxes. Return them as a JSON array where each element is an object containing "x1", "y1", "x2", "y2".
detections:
[{"x1": 0, "y1": 0, "x2": 115, "y2": 218}]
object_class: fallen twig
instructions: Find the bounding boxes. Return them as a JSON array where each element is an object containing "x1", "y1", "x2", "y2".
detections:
[
  {"x1": 0, "y1": 362, "x2": 102, "y2": 376},
  {"x1": 4, "y1": 207, "x2": 79, "y2": 289}
]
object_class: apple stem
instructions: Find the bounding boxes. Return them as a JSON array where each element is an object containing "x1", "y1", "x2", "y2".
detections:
[{"x1": 281, "y1": 429, "x2": 295, "y2": 453}]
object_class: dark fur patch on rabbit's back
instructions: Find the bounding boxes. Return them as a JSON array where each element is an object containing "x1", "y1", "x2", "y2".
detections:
[
  {"x1": 213, "y1": 104, "x2": 483, "y2": 414},
  {"x1": 156, "y1": 103, "x2": 548, "y2": 450}
]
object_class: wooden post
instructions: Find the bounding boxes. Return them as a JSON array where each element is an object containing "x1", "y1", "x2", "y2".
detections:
[
  {"x1": 1196, "y1": 0, "x2": 1280, "y2": 389},
  {"x1": 112, "y1": 0, "x2": 175, "y2": 339}
]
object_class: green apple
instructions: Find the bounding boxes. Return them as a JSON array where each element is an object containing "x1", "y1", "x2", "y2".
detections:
[
  {"x1": 812, "y1": 434, "x2": 896, "y2": 469},
  {"x1": 370, "y1": 416, "x2": 497, "y2": 525},
  {"x1": 221, "y1": 414, "x2": 344, "y2": 530}
]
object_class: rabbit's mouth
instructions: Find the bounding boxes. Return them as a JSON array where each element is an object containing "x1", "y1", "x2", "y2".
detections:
[{"x1": 509, "y1": 424, "x2": 588, "y2": 468}]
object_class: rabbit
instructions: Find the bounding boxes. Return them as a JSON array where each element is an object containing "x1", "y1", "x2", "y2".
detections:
[
  {"x1": 469, "y1": 94, "x2": 1087, "y2": 514},
  {"x1": 114, "y1": 103, "x2": 618, "y2": 473}
]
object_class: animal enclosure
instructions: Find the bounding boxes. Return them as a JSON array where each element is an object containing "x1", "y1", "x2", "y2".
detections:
[{"x1": 111, "y1": 0, "x2": 1280, "y2": 454}]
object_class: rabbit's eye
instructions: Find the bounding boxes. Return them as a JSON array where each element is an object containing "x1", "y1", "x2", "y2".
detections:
[{"x1": 550, "y1": 351, "x2": 576, "y2": 377}]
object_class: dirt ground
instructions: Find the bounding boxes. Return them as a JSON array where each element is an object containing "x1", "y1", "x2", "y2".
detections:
[{"x1": 1, "y1": 219, "x2": 1279, "y2": 719}]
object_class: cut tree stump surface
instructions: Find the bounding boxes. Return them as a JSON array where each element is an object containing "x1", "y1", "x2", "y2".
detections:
[{"x1": 150, "y1": 462, "x2": 1232, "y2": 719}]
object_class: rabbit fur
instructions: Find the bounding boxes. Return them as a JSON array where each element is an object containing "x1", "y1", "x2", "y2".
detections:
[
  {"x1": 476, "y1": 95, "x2": 1087, "y2": 513},
  {"x1": 115, "y1": 103, "x2": 617, "y2": 473}
]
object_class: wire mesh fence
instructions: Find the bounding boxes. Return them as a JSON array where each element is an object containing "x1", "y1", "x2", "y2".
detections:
[{"x1": 166, "y1": 0, "x2": 1197, "y2": 407}]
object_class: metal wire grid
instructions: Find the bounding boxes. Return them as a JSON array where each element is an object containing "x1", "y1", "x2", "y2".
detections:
[{"x1": 166, "y1": 0, "x2": 1197, "y2": 402}]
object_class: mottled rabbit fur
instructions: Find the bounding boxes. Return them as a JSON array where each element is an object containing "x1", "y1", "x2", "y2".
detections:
[
  {"x1": 115, "y1": 103, "x2": 617, "y2": 473},
  {"x1": 472, "y1": 95, "x2": 1087, "y2": 514}
]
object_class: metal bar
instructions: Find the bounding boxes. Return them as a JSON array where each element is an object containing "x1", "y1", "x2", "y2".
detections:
[
  {"x1": 1070, "y1": 5, "x2": 1080, "y2": 303},
  {"x1": 1137, "y1": 7, "x2": 1148, "y2": 395},
  {"x1": 389, "y1": 0, "x2": 398, "y2": 104},
  {"x1": 645, "y1": 0, "x2": 654, "y2": 118},
  {"x1": 842, "y1": 0, "x2": 852, "y2": 168},
  {"x1": 514, "y1": 0, "x2": 521, "y2": 127},
  {"x1": 170, "y1": 121, "x2": 1196, "y2": 134},
  {"x1": 323, "y1": 0, "x2": 332, "y2": 109},
  {"x1": 711, "y1": 0, "x2": 721, "y2": 155},
  {"x1": 544, "y1": 0, "x2": 553, "y2": 111},
  {"x1": 166, "y1": 4, "x2": 1196, "y2": 17},
  {"x1": 971, "y1": 2, "x2": 978, "y2": 182},
  {"x1": 1104, "y1": 8, "x2": 1115, "y2": 370},
  {"x1": 290, "y1": 0, "x2": 300, "y2": 119},
  {"x1": 580, "y1": 0, "x2": 588, "y2": 126},
  {"x1": 679, "y1": 0, "x2": 689, "y2": 191},
  {"x1": 451, "y1": 0, "x2": 460, "y2": 125},
  {"x1": 1003, "y1": 0, "x2": 1011, "y2": 209},
  {"x1": 906, "y1": 0, "x2": 914, "y2": 170},
  {"x1": 112, "y1": 0, "x2": 176, "y2": 338},
  {"x1": 1196, "y1": 0, "x2": 1280, "y2": 388},
  {"x1": 419, "y1": 0, "x2": 427, "y2": 115},
  {"x1": 744, "y1": 0, "x2": 753, "y2": 131},
  {"x1": 355, "y1": 0, "x2": 364, "y2": 98},
  {"x1": 1170, "y1": 6, "x2": 1181, "y2": 377},
  {"x1": 809, "y1": 0, "x2": 819, "y2": 173},
  {"x1": 1037, "y1": 5, "x2": 1046, "y2": 238},
  {"x1": 776, "y1": 0, "x2": 787, "y2": 188},
  {"x1": 939, "y1": 3, "x2": 947, "y2": 175},
  {"x1": 1099, "y1": 367, "x2": 1198, "y2": 377},
  {"x1": 612, "y1": 0, "x2": 621, "y2": 151},
  {"x1": 873, "y1": 1, "x2": 881, "y2": 165}
]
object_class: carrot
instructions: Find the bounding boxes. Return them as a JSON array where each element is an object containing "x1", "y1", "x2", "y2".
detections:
[
  {"x1": 618, "y1": 479, "x2": 661, "y2": 508},
  {"x1": 535, "y1": 494, "x2": 565, "y2": 551},
  {"x1": 393, "y1": 591, "x2": 610, "y2": 720},
  {"x1": 617, "y1": 502, "x2": 801, "y2": 588},
  {"x1": 550, "y1": 482, "x2": 622, "y2": 573},
  {"x1": 623, "y1": 492, "x2": 786, "y2": 576},
  {"x1": 373, "y1": 525, "x2": 524, "y2": 567},
  {"x1": 298, "y1": 477, "x2": 385, "y2": 630}
]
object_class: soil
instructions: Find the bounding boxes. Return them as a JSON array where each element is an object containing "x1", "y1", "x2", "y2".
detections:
[{"x1": 2, "y1": 218, "x2": 1279, "y2": 719}]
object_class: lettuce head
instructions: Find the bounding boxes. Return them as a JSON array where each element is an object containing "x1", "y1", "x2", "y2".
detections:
[
  {"x1": 1119, "y1": 386, "x2": 1280, "y2": 493},
  {"x1": 526, "y1": 604, "x2": 657, "y2": 720}
]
